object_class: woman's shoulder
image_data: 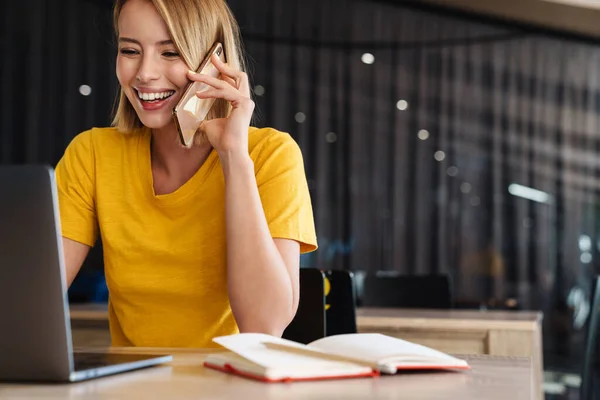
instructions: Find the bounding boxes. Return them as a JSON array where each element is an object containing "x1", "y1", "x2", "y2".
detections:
[
  {"x1": 73, "y1": 126, "x2": 142, "y2": 144},
  {"x1": 66, "y1": 126, "x2": 144, "y2": 153},
  {"x1": 248, "y1": 126, "x2": 300, "y2": 155},
  {"x1": 247, "y1": 126, "x2": 305, "y2": 171}
]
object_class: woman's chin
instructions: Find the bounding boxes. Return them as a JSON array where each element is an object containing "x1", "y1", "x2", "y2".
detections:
[{"x1": 138, "y1": 114, "x2": 175, "y2": 130}]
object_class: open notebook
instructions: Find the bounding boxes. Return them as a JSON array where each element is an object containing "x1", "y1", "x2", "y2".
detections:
[{"x1": 204, "y1": 333, "x2": 470, "y2": 382}]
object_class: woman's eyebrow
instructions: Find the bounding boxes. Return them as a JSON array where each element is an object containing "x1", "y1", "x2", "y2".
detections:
[{"x1": 118, "y1": 37, "x2": 173, "y2": 46}]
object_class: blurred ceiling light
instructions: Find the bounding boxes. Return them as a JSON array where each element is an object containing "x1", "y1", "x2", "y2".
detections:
[
  {"x1": 253, "y1": 85, "x2": 265, "y2": 96},
  {"x1": 581, "y1": 252, "x2": 592, "y2": 264},
  {"x1": 508, "y1": 183, "x2": 551, "y2": 204},
  {"x1": 447, "y1": 166, "x2": 458, "y2": 176},
  {"x1": 361, "y1": 53, "x2": 375, "y2": 64},
  {"x1": 79, "y1": 85, "x2": 92, "y2": 96},
  {"x1": 325, "y1": 132, "x2": 337, "y2": 143},
  {"x1": 579, "y1": 235, "x2": 592, "y2": 252},
  {"x1": 396, "y1": 100, "x2": 408, "y2": 110}
]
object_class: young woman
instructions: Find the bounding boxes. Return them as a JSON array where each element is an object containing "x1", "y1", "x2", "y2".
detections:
[{"x1": 56, "y1": 0, "x2": 317, "y2": 348}]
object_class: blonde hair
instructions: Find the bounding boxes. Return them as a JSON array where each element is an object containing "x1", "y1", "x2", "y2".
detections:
[{"x1": 111, "y1": 0, "x2": 246, "y2": 142}]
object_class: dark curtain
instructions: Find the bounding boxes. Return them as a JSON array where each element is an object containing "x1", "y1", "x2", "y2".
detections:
[
  {"x1": 233, "y1": 0, "x2": 600, "y2": 308},
  {"x1": 0, "y1": 0, "x2": 115, "y2": 277},
  {"x1": 3, "y1": 0, "x2": 600, "y2": 367},
  {"x1": 229, "y1": 0, "x2": 600, "y2": 362},
  {"x1": 0, "y1": 0, "x2": 116, "y2": 166}
]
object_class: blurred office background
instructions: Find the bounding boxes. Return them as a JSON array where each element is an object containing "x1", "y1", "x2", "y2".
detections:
[{"x1": 3, "y1": 0, "x2": 600, "y2": 397}]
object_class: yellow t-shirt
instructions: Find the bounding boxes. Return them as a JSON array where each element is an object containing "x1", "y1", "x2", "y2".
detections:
[{"x1": 55, "y1": 126, "x2": 317, "y2": 348}]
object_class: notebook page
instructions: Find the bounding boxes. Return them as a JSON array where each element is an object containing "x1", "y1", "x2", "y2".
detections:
[
  {"x1": 308, "y1": 333, "x2": 463, "y2": 365},
  {"x1": 213, "y1": 333, "x2": 370, "y2": 371}
]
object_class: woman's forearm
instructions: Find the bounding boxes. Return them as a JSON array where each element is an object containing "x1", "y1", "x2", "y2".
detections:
[{"x1": 220, "y1": 150, "x2": 296, "y2": 336}]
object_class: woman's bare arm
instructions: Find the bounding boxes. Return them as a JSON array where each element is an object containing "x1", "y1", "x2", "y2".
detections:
[{"x1": 62, "y1": 237, "x2": 90, "y2": 287}]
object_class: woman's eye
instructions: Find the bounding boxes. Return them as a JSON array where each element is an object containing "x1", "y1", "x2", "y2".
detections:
[
  {"x1": 119, "y1": 48, "x2": 138, "y2": 55},
  {"x1": 163, "y1": 51, "x2": 180, "y2": 58}
]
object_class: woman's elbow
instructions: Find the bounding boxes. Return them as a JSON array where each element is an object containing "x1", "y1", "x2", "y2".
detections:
[{"x1": 236, "y1": 307, "x2": 297, "y2": 337}]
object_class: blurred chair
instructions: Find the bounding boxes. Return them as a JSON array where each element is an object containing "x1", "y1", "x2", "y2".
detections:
[
  {"x1": 282, "y1": 268, "x2": 326, "y2": 344},
  {"x1": 361, "y1": 272, "x2": 452, "y2": 309},
  {"x1": 581, "y1": 275, "x2": 600, "y2": 400},
  {"x1": 323, "y1": 269, "x2": 357, "y2": 336}
]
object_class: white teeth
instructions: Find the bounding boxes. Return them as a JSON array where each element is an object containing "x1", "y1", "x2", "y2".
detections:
[{"x1": 136, "y1": 90, "x2": 174, "y2": 101}]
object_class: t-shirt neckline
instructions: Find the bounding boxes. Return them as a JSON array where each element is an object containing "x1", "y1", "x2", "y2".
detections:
[{"x1": 136, "y1": 128, "x2": 217, "y2": 207}]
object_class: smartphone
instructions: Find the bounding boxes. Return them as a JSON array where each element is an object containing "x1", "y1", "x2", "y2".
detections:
[{"x1": 172, "y1": 42, "x2": 225, "y2": 148}]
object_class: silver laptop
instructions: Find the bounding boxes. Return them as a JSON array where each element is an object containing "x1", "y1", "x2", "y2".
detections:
[{"x1": 0, "y1": 165, "x2": 173, "y2": 382}]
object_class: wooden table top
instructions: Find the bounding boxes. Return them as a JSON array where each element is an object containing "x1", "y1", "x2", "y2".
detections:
[
  {"x1": 356, "y1": 307, "x2": 542, "y2": 322},
  {"x1": 69, "y1": 303, "x2": 543, "y2": 331},
  {"x1": 355, "y1": 307, "x2": 542, "y2": 331},
  {"x1": 0, "y1": 348, "x2": 534, "y2": 399},
  {"x1": 69, "y1": 303, "x2": 109, "y2": 321}
]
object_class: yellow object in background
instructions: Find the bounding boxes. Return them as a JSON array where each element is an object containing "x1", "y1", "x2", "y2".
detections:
[{"x1": 324, "y1": 275, "x2": 331, "y2": 310}]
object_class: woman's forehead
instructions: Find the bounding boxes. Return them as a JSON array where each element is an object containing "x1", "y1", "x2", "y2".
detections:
[{"x1": 118, "y1": 0, "x2": 170, "y2": 41}]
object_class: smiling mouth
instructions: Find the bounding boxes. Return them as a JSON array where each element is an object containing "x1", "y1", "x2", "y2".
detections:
[{"x1": 135, "y1": 89, "x2": 176, "y2": 103}]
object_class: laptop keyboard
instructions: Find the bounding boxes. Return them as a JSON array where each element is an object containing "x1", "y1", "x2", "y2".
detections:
[{"x1": 73, "y1": 352, "x2": 167, "y2": 372}]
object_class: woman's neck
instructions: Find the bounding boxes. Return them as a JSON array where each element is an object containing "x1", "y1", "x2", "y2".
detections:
[{"x1": 149, "y1": 124, "x2": 212, "y2": 194}]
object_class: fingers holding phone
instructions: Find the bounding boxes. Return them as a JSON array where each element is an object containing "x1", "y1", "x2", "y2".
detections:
[
  {"x1": 208, "y1": 54, "x2": 250, "y2": 98},
  {"x1": 172, "y1": 42, "x2": 225, "y2": 148}
]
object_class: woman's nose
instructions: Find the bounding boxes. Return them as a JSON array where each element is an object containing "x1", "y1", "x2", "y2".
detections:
[{"x1": 136, "y1": 56, "x2": 160, "y2": 83}]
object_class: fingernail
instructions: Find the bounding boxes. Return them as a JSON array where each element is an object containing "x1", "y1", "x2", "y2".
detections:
[{"x1": 188, "y1": 69, "x2": 196, "y2": 75}]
